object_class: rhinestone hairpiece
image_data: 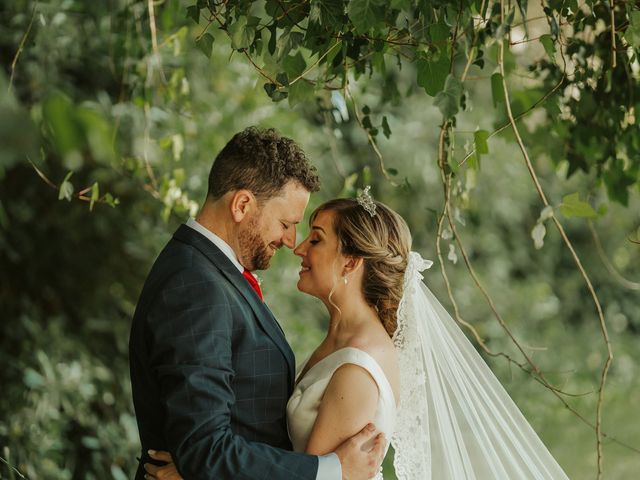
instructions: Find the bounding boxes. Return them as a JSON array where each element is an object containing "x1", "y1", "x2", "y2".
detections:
[{"x1": 356, "y1": 185, "x2": 377, "y2": 217}]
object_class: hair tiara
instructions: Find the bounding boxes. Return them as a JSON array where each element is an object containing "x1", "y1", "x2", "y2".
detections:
[{"x1": 356, "y1": 185, "x2": 377, "y2": 217}]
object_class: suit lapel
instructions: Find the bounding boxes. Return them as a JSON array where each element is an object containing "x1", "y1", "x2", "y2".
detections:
[{"x1": 173, "y1": 224, "x2": 295, "y2": 384}]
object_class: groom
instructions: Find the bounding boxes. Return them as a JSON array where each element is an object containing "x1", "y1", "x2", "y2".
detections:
[{"x1": 129, "y1": 127, "x2": 384, "y2": 479}]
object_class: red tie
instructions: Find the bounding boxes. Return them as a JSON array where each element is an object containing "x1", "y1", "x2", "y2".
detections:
[{"x1": 242, "y1": 269, "x2": 263, "y2": 300}]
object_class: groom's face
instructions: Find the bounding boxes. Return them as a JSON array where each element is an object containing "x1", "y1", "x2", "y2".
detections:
[{"x1": 238, "y1": 181, "x2": 310, "y2": 271}]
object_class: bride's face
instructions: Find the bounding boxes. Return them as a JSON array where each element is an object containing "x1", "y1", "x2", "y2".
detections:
[{"x1": 294, "y1": 209, "x2": 345, "y2": 300}]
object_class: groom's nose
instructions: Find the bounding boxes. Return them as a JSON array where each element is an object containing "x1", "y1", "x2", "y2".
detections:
[{"x1": 283, "y1": 224, "x2": 296, "y2": 249}]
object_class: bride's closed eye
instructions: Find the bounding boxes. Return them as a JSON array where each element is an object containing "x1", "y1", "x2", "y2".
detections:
[{"x1": 309, "y1": 239, "x2": 320, "y2": 245}]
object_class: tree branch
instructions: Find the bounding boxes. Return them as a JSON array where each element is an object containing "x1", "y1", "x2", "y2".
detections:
[
  {"x1": 610, "y1": 0, "x2": 617, "y2": 68},
  {"x1": 9, "y1": 2, "x2": 37, "y2": 93},
  {"x1": 146, "y1": 0, "x2": 167, "y2": 84}
]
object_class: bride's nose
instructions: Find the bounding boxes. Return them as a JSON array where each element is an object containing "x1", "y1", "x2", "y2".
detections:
[{"x1": 293, "y1": 240, "x2": 307, "y2": 257}]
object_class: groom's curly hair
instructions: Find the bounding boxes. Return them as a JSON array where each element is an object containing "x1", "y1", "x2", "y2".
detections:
[{"x1": 207, "y1": 127, "x2": 320, "y2": 202}]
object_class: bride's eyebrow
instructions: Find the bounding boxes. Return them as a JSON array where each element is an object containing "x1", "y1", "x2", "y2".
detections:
[{"x1": 311, "y1": 226, "x2": 326, "y2": 234}]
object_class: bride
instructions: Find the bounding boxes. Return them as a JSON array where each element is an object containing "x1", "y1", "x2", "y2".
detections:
[{"x1": 145, "y1": 190, "x2": 569, "y2": 479}]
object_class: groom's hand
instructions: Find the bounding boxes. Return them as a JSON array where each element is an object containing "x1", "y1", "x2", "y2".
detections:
[
  {"x1": 144, "y1": 450, "x2": 183, "y2": 480},
  {"x1": 335, "y1": 423, "x2": 386, "y2": 480}
]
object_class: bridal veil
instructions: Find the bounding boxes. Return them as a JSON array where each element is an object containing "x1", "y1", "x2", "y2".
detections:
[{"x1": 390, "y1": 252, "x2": 569, "y2": 480}]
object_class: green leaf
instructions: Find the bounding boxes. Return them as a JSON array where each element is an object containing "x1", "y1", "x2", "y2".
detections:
[
  {"x1": 264, "y1": 82, "x2": 277, "y2": 97},
  {"x1": 448, "y1": 154, "x2": 460, "y2": 173},
  {"x1": 276, "y1": 30, "x2": 304, "y2": 61},
  {"x1": 266, "y1": 0, "x2": 306, "y2": 27},
  {"x1": 89, "y1": 182, "x2": 99, "y2": 211},
  {"x1": 196, "y1": 33, "x2": 214, "y2": 58},
  {"x1": 42, "y1": 92, "x2": 82, "y2": 157},
  {"x1": 434, "y1": 74, "x2": 463, "y2": 120},
  {"x1": 343, "y1": 172, "x2": 359, "y2": 194},
  {"x1": 382, "y1": 116, "x2": 391, "y2": 139},
  {"x1": 23, "y1": 368, "x2": 45, "y2": 388},
  {"x1": 391, "y1": 0, "x2": 411, "y2": 9},
  {"x1": 311, "y1": 0, "x2": 346, "y2": 29},
  {"x1": 58, "y1": 172, "x2": 74, "y2": 201},
  {"x1": 603, "y1": 158, "x2": 635, "y2": 206},
  {"x1": 515, "y1": 0, "x2": 528, "y2": 27},
  {"x1": 104, "y1": 193, "x2": 119, "y2": 208},
  {"x1": 59, "y1": 181, "x2": 74, "y2": 201},
  {"x1": 171, "y1": 134, "x2": 184, "y2": 161},
  {"x1": 75, "y1": 107, "x2": 115, "y2": 164},
  {"x1": 624, "y1": 11, "x2": 640, "y2": 48},
  {"x1": 283, "y1": 52, "x2": 307, "y2": 78},
  {"x1": 474, "y1": 0, "x2": 489, "y2": 17},
  {"x1": 417, "y1": 55, "x2": 449, "y2": 97},
  {"x1": 173, "y1": 168, "x2": 185, "y2": 185},
  {"x1": 81, "y1": 436, "x2": 100, "y2": 450},
  {"x1": 429, "y1": 21, "x2": 450, "y2": 45},
  {"x1": 229, "y1": 16, "x2": 255, "y2": 50},
  {"x1": 268, "y1": 22, "x2": 277, "y2": 55},
  {"x1": 597, "y1": 204, "x2": 608, "y2": 217},
  {"x1": 474, "y1": 129, "x2": 489, "y2": 157},
  {"x1": 539, "y1": 34, "x2": 556, "y2": 62},
  {"x1": 372, "y1": 51, "x2": 386, "y2": 72},
  {"x1": 559, "y1": 192, "x2": 597, "y2": 218},
  {"x1": 467, "y1": 154, "x2": 479, "y2": 171},
  {"x1": 503, "y1": 8, "x2": 516, "y2": 29},
  {"x1": 491, "y1": 73, "x2": 506, "y2": 108},
  {"x1": 276, "y1": 72, "x2": 290, "y2": 87},
  {"x1": 288, "y1": 80, "x2": 315, "y2": 107},
  {"x1": 271, "y1": 90, "x2": 289, "y2": 102},
  {"x1": 186, "y1": 5, "x2": 200, "y2": 24},
  {"x1": 348, "y1": 0, "x2": 384, "y2": 33}
]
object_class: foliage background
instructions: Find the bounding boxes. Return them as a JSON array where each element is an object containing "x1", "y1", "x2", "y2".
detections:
[{"x1": 1, "y1": 0, "x2": 639, "y2": 479}]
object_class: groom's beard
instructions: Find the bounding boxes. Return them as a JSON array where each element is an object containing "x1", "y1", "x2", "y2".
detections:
[{"x1": 239, "y1": 217, "x2": 273, "y2": 271}]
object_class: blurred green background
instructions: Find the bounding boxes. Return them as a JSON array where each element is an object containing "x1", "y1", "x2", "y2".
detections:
[{"x1": 1, "y1": 1, "x2": 639, "y2": 479}]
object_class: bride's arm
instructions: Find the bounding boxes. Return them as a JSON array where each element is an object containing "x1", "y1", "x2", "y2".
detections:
[{"x1": 305, "y1": 364, "x2": 380, "y2": 455}]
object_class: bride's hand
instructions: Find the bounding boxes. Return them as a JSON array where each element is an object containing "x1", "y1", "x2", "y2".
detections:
[{"x1": 143, "y1": 450, "x2": 183, "y2": 480}]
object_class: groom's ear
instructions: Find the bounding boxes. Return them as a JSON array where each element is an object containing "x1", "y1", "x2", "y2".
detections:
[{"x1": 229, "y1": 189, "x2": 255, "y2": 223}]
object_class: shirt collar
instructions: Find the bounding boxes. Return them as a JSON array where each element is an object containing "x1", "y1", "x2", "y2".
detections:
[{"x1": 185, "y1": 218, "x2": 244, "y2": 273}]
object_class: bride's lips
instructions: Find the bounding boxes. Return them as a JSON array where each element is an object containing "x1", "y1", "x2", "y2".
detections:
[{"x1": 299, "y1": 265, "x2": 310, "y2": 275}]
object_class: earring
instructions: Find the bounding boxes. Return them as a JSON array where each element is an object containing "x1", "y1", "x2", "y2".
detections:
[{"x1": 343, "y1": 276, "x2": 348, "y2": 285}]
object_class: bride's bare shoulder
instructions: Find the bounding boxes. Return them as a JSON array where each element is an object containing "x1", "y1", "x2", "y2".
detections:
[{"x1": 346, "y1": 328, "x2": 400, "y2": 398}]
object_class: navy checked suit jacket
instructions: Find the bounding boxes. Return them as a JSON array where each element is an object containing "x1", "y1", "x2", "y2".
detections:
[{"x1": 129, "y1": 225, "x2": 318, "y2": 479}]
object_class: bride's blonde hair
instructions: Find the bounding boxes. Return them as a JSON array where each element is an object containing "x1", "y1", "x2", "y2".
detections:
[{"x1": 311, "y1": 198, "x2": 412, "y2": 337}]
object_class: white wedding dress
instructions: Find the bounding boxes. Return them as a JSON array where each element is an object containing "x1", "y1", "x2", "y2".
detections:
[{"x1": 287, "y1": 347, "x2": 397, "y2": 480}]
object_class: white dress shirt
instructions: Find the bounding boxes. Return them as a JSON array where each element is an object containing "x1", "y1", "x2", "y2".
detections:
[{"x1": 184, "y1": 219, "x2": 341, "y2": 480}]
